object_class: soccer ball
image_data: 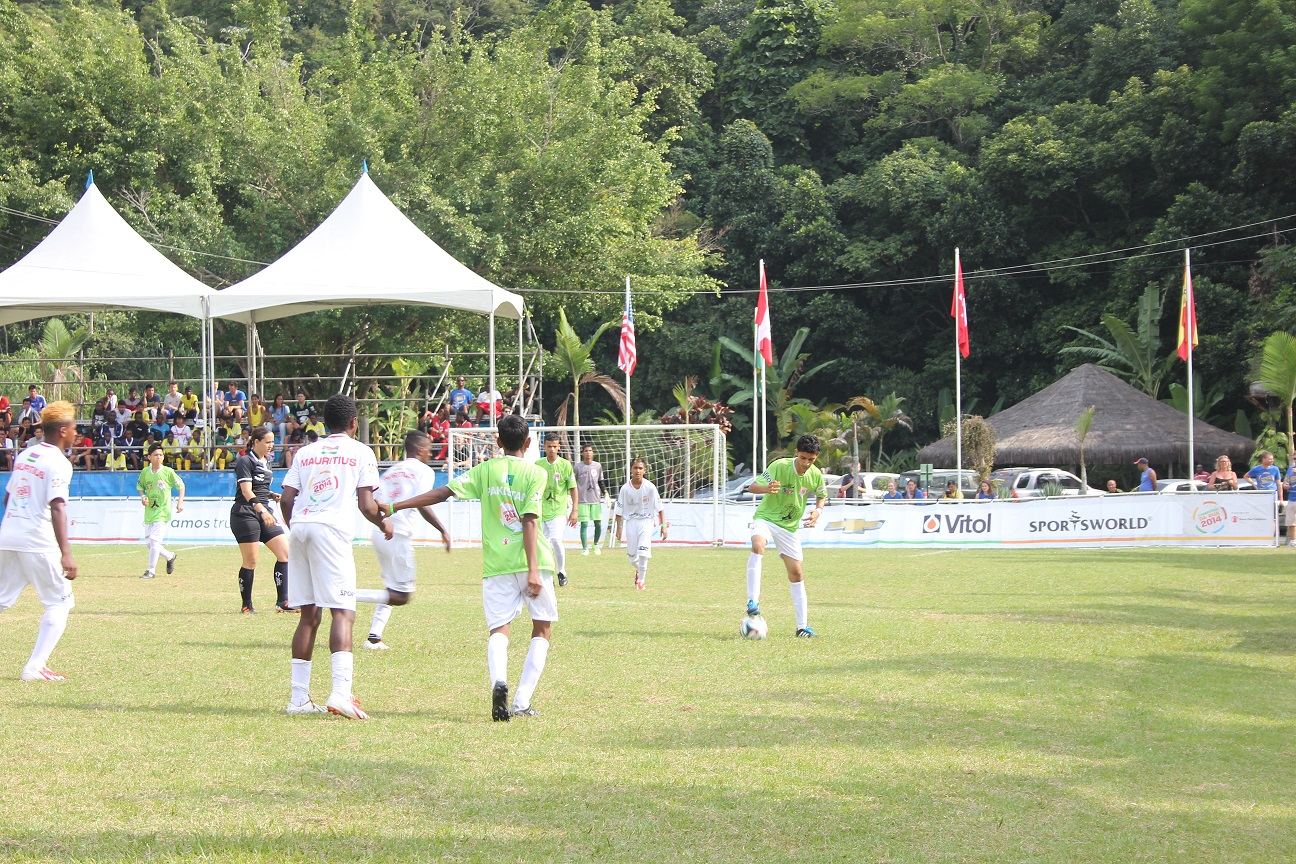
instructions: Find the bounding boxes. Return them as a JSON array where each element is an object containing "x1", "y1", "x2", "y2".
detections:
[{"x1": 740, "y1": 615, "x2": 768, "y2": 640}]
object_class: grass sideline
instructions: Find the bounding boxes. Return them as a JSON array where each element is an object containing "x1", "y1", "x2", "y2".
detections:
[{"x1": 1, "y1": 544, "x2": 1294, "y2": 862}]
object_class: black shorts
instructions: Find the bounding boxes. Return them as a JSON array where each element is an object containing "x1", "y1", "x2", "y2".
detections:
[{"x1": 230, "y1": 505, "x2": 285, "y2": 545}]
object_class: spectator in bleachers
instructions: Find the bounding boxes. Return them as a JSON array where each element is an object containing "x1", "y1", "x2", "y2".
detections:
[
  {"x1": 180, "y1": 385, "x2": 199, "y2": 420},
  {"x1": 15, "y1": 415, "x2": 36, "y2": 448},
  {"x1": 92, "y1": 423, "x2": 114, "y2": 469},
  {"x1": 170, "y1": 415, "x2": 193, "y2": 448},
  {"x1": 475, "y1": 381, "x2": 502, "y2": 425},
  {"x1": 117, "y1": 425, "x2": 143, "y2": 471},
  {"x1": 113, "y1": 401, "x2": 132, "y2": 431},
  {"x1": 222, "y1": 381, "x2": 246, "y2": 423},
  {"x1": 303, "y1": 412, "x2": 325, "y2": 438},
  {"x1": 122, "y1": 388, "x2": 143, "y2": 415},
  {"x1": 128, "y1": 409, "x2": 150, "y2": 442},
  {"x1": 27, "y1": 384, "x2": 45, "y2": 415},
  {"x1": 24, "y1": 426, "x2": 44, "y2": 450},
  {"x1": 91, "y1": 395, "x2": 111, "y2": 430},
  {"x1": 247, "y1": 393, "x2": 266, "y2": 429},
  {"x1": 186, "y1": 427, "x2": 207, "y2": 470},
  {"x1": 902, "y1": 478, "x2": 925, "y2": 499},
  {"x1": 269, "y1": 393, "x2": 291, "y2": 442},
  {"x1": 211, "y1": 424, "x2": 235, "y2": 470},
  {"x1": 282, "y1": 425, "x2": 304, "y2": 468},
  {"x1": 16, "y1": 397, "x2": 40, "y2": 426},
  {"x1": 162, "y1": 381, "x2": 184, "y2": 421},
  {"x1": 0, "y1": 395, "x2": 11, "y2": 430},
  {"x1": 291, "y1": 391, "x2": 314, "y2": 429},
  {"x1": 72, "y1": 426, "x2": 95, "y2": 471},
  {"x1": 0, "y1": 427, "x2": 12, "y2": 471},
  {"x1": 449, "y1": 375, "x2": 474, "y2": 415},
  {"x1": 428, "y1": 403, "x2": 451, "y2": 461},
  {"x1": 162, "y1": 430, "x2": 186, "y2": 470},
  {"x1": 148, "y1": 407, "x2": 169, "y2": 442},
  {"x1": 104, "y1": 387, "x2": 118, "y2": 413}
]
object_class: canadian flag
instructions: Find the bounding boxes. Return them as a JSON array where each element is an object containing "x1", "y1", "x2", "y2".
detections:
[
  {"x1": 951, "y1": 249, "x2": 970, "y2": 358},
  {"x1": 756, "y1": 260, "x2": 774, "y2": 366}
]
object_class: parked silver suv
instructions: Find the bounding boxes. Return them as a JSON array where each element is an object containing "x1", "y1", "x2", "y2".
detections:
[{"x1": 988, "y1": 467, "x2": 1105, "y2": 497}]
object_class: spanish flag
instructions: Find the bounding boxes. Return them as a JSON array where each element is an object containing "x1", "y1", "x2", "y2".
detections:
[{"x1": 1177, "y1": 250, "x2": 1197, "y2": 362}]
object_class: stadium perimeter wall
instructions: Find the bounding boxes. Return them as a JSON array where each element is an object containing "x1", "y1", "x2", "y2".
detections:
[{"x1": 51, "y1": 490, "x2": 1277, "y2": 548}]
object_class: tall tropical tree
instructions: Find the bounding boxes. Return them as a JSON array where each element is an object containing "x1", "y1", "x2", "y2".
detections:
[
  {"x1": 37, "y1": 318, "x2": 90, "y2": 402},
  {"x1": 1258, "y1": 331, "x2": 1296, "y2": 465},
  {"x1": 1074, "y1": 406, "x2": 1096, "y2": 492},
  {"x1": 552, "y1": 308, "x2": 625, "y2": 434},
  {"x1": 718, "y1": 326, "x2": 835, "y2": 448},
  {"x1": 1061, "y1": 285, "x2": 1175, "y2": 398}
]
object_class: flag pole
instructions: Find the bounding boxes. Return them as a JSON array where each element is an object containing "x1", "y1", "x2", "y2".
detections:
[
  {"x1": 759, "y1": 260, "x2": 768, "y2": 473},
  {"x1": 955, "y1": 248, "x2": 963, "y2": 483},
  {"x1": 752, "y1": 306, "x2": 759, "y2": 478},
  {"x1": 624, "y1": 276, "x2": 632, "y2": 476},
  {"x1": 1185, "y1": 249, "x2": 1195, "y2": 475}
]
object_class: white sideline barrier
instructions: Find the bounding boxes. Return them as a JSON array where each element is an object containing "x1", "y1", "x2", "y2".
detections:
[{"x1": 65, "y1": 492, "x2": 1278, "y2": 549}]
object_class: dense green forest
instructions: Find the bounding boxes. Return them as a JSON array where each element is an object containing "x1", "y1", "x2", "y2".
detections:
[{"x1": 1, "y1": 0, "x2": 1293, "y2": 466}]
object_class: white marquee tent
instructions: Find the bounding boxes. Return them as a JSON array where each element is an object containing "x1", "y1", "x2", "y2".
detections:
[
  {"x1": 208, "y1": 169, "x2": 526, "y2": 400},
  {"x1": 0, "y1": 177, "x2": 215, "y2": 325}
]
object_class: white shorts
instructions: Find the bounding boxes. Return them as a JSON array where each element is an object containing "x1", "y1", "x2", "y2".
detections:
[
  {"x1": 482, "y1": 571, "x2": 558, "y2": 631},
  {"x1": 541, "y1": 516, "x2": 567, "y2": 545},
  {"x1": 371, "y1": 531, "x2": 417, "y2": 594},
  {"x1": 287, "y1": 522, "x2": 357, "y2": 610},
  {"x1": 624, "y1": 519, "x2": 654, "y2": 563},
  {"x1": 1286, "y1": 502, "x2": 1295, "y2": 527},
  {"x1": 0, "y1": 549, "x2": 75, "y2": 610},
  {"x1": 144, "y1": 521, "x2": 169, "y2": 545},
  {"x1": 752, "y1": 518, "x2": 803, "y2": 561}
]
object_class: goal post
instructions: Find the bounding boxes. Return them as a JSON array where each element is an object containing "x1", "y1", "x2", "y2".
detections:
[{"x1": 446, "y1": 424, "x2": 727, "y2": 546}]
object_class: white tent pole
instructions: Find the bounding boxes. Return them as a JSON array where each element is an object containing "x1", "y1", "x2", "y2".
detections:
[
  {"x1": 489, "y1": 310, "x2": 496, "y2": 421},
  {"x1": 518, "y1": 313, "x2": 524, "y2": 414},
  {"x1": 199, "y1": 298, "x2": 209, "y2": 464},
  {"x1": 955, "y1": 247, "x2": 963, "y2": 485}
]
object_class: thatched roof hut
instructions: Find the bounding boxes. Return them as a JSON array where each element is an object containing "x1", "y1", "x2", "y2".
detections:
[{"x1": 917, "y1": 364, "x2": 1255, "y2": 468}]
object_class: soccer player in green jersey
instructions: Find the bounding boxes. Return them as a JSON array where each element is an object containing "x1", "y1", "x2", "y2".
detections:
[
  {"x1": 745, "y1": 434, "x2": 827, "y2": 637},
  {"x1": 537, "y1": 432, "x2": 578, "y2": 586},
  {"x1": 136, "y1": 443, "x2": 185, "y2": 579},
  {"x1": 389, "y1": 414, "x2": 557, "y2": 721}
]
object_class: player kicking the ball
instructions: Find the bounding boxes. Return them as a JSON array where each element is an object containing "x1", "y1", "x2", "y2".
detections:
[
  {"x1": 389, "y1": 414, "x2": 556, "y2": 721},
  {"x1": 0, "y1": 401, "x2": 79, "y2": 681},
  {"x1": 357, "y1": 430, "x2": 450, "y2": 650},
  {"x1": 537, "y1": 432, "x2": 577, "y2": 586},
  {"x1": 745, "y1": 434, "x2": 827, "y2": 637},
  {"x1": 280, "y1": 395, "x2": 392, "y2": 719},
  {"x1": 615, "y1": 457, "x2": 666, "y2": 590}
]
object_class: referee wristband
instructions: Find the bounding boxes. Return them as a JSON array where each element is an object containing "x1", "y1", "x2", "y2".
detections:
[{"x1": 387, "y1": 502, "x2": 395, "y2": 516}]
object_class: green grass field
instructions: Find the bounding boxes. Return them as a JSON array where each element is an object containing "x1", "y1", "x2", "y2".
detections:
[{"x1": 2, "y1": 543, "x2": 1294, "y2": 862}]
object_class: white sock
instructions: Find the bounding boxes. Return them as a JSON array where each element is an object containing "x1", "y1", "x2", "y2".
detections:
[
  {"x1": 487, "y1": 631, "x2": 509, "y2": 685},
  {"x1": 159, "y1": 545, "x2": 173, "y2": 562},
  {"x1": 551, "y1": 532, "x2": 566, "y2": 574},
  {"x1": 369, "y1": 604, "x2": 393, "y2": 638},
  {"x1": 746, "y1": 553, "x2": 762, "y2": 604},
  {"x1": 635, "y1": 559, "x2": 647, "y2": 585},
  {"x1": 24, "y1": 604, "x2": 70, "y2": 673},
  {"x1": 790, "y1": 581, "x2": 808, "y2": 629},
  {"x1": 514, "y1": 637, "x2": 549, "y2": 710},
  {"x1": 290, "y1": 658, "x2": 312, "y2": 705},
  {"x1": 146, "y1": 542, "x2": 161, "y2": 573},
  {"x1": 355, "y1": 588, "x2": 390, "y2": 605},
  {"x1": 329, "y1": 651, "x2": 353, "y2": 701}
]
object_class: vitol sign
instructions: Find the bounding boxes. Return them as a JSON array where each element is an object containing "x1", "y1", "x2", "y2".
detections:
[{"x1": 921, "y1": 512, "x2": 993, "y2": 534}]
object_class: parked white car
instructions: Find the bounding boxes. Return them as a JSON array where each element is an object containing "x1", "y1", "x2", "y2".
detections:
[
  {"x1": 827, "y1": 471, "x2": 901, "y2": 499},
  {"x1": 988, "y1": 467, "x2": 1105, "y2": 497},
  {"x1": 1156, "y1": 479, "x2": 1209, "y2": 493}
]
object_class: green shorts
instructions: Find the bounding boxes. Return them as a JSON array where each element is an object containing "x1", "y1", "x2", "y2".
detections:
[{"x1": 578, "y1": 503, "x2": 603, "y2": 522}]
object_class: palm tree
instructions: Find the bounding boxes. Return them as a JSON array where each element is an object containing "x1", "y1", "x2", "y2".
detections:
[
  {"x1": 1074, "y1": 406, "x2": 1095, "y2": 492},
  {"x1": 552, "y1": 308, "x2": 625, "y2": 447},
  {"x1": 37, "y1": 318, "x2": 90, "y2": 402},
  {"x1": 1258, "y1": 331, "x2": 1296, "y2": 464},
  {"x1": 1061, "y1": 284, "x2": 1174, "y2": 397},
  {"x1": 718, "y1": 326, "x2": 835, "y2": 448},
  {"x1": 861, "y1": 392, "x2": 913, "y2": 466}
]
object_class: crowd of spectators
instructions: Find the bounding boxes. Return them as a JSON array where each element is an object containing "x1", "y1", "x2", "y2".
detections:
[{"x1": 0, "y1": 376, "x2": 530, "y2": 473}]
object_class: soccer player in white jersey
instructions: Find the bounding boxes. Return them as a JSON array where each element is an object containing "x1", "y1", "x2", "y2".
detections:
[
  {"x1": 0, "y1": 401, "x2": 79, "y2": 681},
  {"x1": 357, "y1": 430, "x2": 450, "y2": 650},
  {"x1": 615, "y1": 457, "x2": 667, "y2": 590},
  {"x1": 389, "y1": 414, "x2": 557, "y2": 721},
  {"x1": 280, "y1": 395, "x2": 392, "y2": 719}
]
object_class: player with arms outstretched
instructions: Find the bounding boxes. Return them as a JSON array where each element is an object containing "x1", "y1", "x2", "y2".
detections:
[
  {"x1": 745, "y1": 434, "x2": 827, "y2": 637},
  {"x1": 0, "y1": 401, "x2": 79, "y2": 681},
  {"x1": 389, "y1": 414, "x2": 557, "y2": 721},
  {"x1": 357, "y1": 430, "x2": 450, "y2": 650},
  {"x1": 280, "y1": 395, "x2": 392, "y2": 719},
  {"x1": 537, "y1": 432, "x2": 577, "y2": 586},
  {"x1": 615, "y1": 457, "x2": 667, "y2": 590}
]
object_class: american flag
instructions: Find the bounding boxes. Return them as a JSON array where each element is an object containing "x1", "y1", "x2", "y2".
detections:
[{"x1": 618, "y1": 283, "x2": 637, "y2": 376}]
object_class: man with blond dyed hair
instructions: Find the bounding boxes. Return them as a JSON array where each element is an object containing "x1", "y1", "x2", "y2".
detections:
[{"x1": 0, "y1": 400, "x2": 79, "y2": 681}]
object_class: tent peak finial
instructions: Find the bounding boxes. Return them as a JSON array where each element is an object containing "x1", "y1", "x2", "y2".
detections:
[
  {"x1": 85, "y1": 170, "x2": 94, "y2": 190},
  {"x1": 361, "y1": 159, "x2": 368, "y2": 175}
]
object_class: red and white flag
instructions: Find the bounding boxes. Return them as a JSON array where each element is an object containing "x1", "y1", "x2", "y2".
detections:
[
  {"x1": 951, "y1": 249, "x2": 970, "y2": 358},
  {"x1": 618, "y1": 281, "x2": 637, "y2": 376},
  {"x1": 756, "y1": 260, "x2": 774, "y2": 366},
  {"x1": 1177, "y1": 253, "x2": 1198, "y2": 361}
]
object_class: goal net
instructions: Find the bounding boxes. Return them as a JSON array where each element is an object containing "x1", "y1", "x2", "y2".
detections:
[{"x1": 446, "y1": 424, "x2": 727, "y2": 545}]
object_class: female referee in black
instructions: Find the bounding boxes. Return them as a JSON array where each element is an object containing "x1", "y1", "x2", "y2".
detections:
[{"x1": 231, "y1": 426, "x2": 293, "y2": 613}]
